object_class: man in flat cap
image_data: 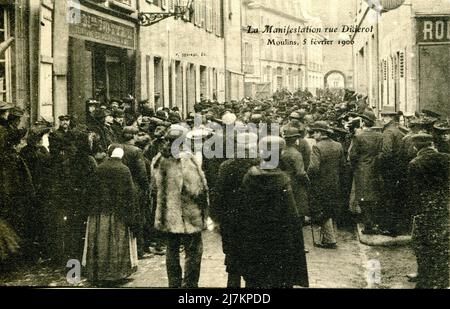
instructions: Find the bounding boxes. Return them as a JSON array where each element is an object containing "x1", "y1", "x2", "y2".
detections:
[
  {"x1": 308, "y1": 121, "x2": 346, "y2": 249},
  {"x1": 377, "y1": 110, "x2": 406, "y2": 236},
  {"x1": 93, "y1": 109, "x2": 118, "y2": 154},
  {"x1": 111, "y1": 109, "x2": 125, "y2": 143},
  {"x1": 433, "y1": 120, "x2": 450, "y2": 154},
  {"x1": 86, "y1": 99, "x2": 100, "y2": 130},
  {"x1": 408, "y1": 133, "x2": 450, "y2": 289}
]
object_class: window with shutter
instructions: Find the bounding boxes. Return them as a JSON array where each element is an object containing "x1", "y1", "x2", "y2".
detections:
[
  {"x1": 0, "y1": 6, "x2": 11, "y2": 102},
  {"x1": 201, "y1": 0, "x2": 205, "y2": 28}
]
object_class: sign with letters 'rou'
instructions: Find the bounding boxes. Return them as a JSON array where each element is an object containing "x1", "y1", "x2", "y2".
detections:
[{"x1": 416, "y1": 16, "x2": 450, "y2": 44}]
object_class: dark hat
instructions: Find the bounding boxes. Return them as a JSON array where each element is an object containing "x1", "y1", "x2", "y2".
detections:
[
  {"x1": 123, "y1": 126, "x2": 139, "y2": 135},
  {"x1": 283, "y1": 126, "x2": 301, "y2": 139},
  {"x1": 409, "y1": 118, "x2": 423, "y2": 127},
  {"x1": 360, "y1": 110, "x2": 376, "y2": 123},
  {"x1": 94, "y1": 109, "x2": 110, "y2": 119},
  {"x1": 411, "y1": 133, "x2": 434, "y2": 144},
  {"x1": 165, "y1": 125, "x2": 188, "y2": 141},
  {"x1": 422, "y1": 109, "x2": 441, "y2": 119},
  {"x1": 310, "y1": 121, "x2": 333, "y2": 134},
  {"x1": 86, "y1": 99, "x2": 100, "y2": 105},
  {"x1": 0, "y1": 101, "x2": 14, "y2": 110},
  {"x1": 156, "y1": 110, "x2": 168, "y2": 121},
  {"x1": 10, "y1": 107, "x2": 24, "y2": 117},
  {"x1": 58, "y1": 115, "x2": 71, "y2": 121},
  {"x1": 433, "y1": 120, "x2": 450, "y2": 133},
  {"x1": 259, "y1": 135, "x2": 286, "y2": 153},
  {"x1": 113, "y1": 109, "x2": 125, "y2": 117}
]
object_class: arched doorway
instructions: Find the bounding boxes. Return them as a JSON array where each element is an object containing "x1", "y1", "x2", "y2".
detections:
[{"x1": 324, "y1": 70, "x2": 346, "y2": 89}]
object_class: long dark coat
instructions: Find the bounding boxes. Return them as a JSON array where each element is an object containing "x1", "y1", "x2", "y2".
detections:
[
  {"x1": 296, "y1": 138, "x2": 312, "y2": 170},
  {"x1": 64, "y1": 151, "x2": 97, "y2": 260},
  {"x1": 349, "y1": 128, "x2": 383, "y2": 202},
  {"x1": 408, "y1": 147, "x2": 450, "y2": 289},
  {"x1": 0, "y1": 120, "x2": 36, "y2": 259},
  {"x1": 215, "y1": 158, "x2": 259, "y2": 275},
  {"x1": 120, "y1": 142, "x2": 150, "y2": 254},
  {"x1": 240, "y1": 166, "x2": 309, "y2": 287},
  {"x1": 378, "y1": 121, "x2": 405, "y2": 185},
  {"x1": 280, "y1": 146, "x2": 310, "y2": 217},
  {"x1": 83, "y1": 157, "x2": 138, "y2": 282},
  {"x1": 308, "y1": 137, "x2": 346, "y2": 220}
]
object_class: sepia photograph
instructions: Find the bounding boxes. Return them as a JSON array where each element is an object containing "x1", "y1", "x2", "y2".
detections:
[{"x1": 0, "y1": 0, "x2": 449, "y2": 295}]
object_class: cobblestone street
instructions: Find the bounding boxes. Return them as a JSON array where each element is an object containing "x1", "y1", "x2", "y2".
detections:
[{"x1": 0, "y1": 227, "x2": 416, "y2": 288}]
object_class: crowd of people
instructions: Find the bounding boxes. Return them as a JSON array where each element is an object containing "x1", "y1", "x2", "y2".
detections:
[{"x1": 0, "y1": 86, "x2": 449, "y2": 289}]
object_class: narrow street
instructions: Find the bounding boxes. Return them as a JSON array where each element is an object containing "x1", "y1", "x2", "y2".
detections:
[{"x1": 0, "y1": 227, "x2": 416, "y2": 289}]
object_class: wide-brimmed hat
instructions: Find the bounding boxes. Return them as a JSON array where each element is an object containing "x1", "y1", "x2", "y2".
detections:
[
  {"x1": 164, "y1": 125, "x2": 188, "y2": 141},
  {"x1": 434, "y1": 120, "x2": 450, "y2": 133},
  {"x1": 310, "y1": 121, "x2": 333, "y2": 134},
  {"x1": 58, "y1": 115, "x2": 71, "y2": 121},
  {"x1": 422, "y1": 109, "x2": 441, "y2": 119},
  {"x1": 411, "y1": 133, "x2": 434, "y2": 144},
  {"x1": 10, "y1": 107, "x2": 25, "y2": 117},
  {"x1": 0, "y1": 101, "x2": 14, "y2": 110},
  {"x1": 283, "y1": 126, "x2": 301, "y2": 139},
  {"x1": 360, "y1": 110, "x2": 376, "y2": 123},
  {"x1": 122, "y1": 126, "x2": 139, "y2": 135}
]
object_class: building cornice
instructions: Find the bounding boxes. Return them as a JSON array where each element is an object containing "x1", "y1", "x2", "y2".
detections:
[{"x1": 245, "y1": 3, "x2": 311, "y2": 24}]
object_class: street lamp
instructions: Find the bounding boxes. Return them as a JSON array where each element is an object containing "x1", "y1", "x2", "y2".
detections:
[{"x1": 138, "y1": 0, "x2": 193, "y2": 27}]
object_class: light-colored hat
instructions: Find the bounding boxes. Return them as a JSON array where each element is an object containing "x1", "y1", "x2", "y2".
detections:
[
  {"x1": 222, "y1": 113, "x2": 237, "y2": 125},
  {"x1": 111, "y1": 148, "x2": 124, "y2": 159}
]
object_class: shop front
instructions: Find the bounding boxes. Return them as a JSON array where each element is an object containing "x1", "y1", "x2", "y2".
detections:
[
  {"x1": 68, "y1": 4, "x2": 137, "y2": 123},
  {"x1": 417, "y1": 15, "x2": 450, "y2": 117}
]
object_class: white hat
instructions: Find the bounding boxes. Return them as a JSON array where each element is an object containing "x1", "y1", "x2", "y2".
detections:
[
  {"x1": 222, "y1": 113, "x2": 237, "y2": 125},
  {"x1": 111, "y1": 148, "x2": 124, "y2": 159}
]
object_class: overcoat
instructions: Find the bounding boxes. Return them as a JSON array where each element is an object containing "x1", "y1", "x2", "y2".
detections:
[
  {"x1": 308, "y1": 137, "x2": 346, "y2": 220},
  {"x1": 215, "y1": 158, "x2": 259, "y2": 274},
  {"x1": 349, "y1": 128, "x2": 383, "y2": 202},
  {"x1": 408, "y1": 147, "x2": 450, "y2": 289},
  {"x1": 280, "y1": 146, "x2": 310, "y2": 217},
  {"x1": 240, "y1": 166, "x2": 309, "y2": 287}
]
